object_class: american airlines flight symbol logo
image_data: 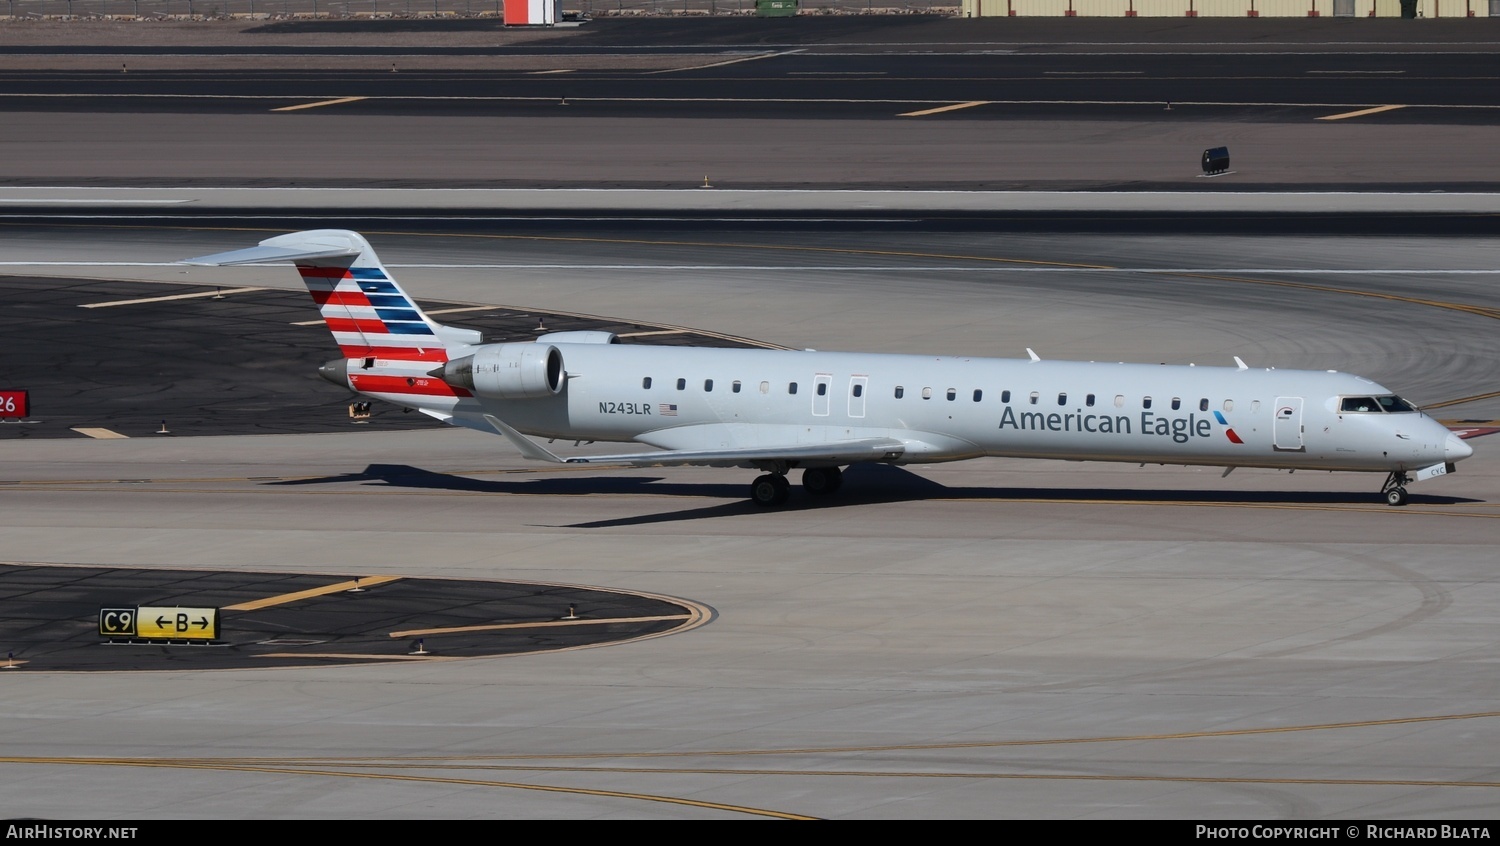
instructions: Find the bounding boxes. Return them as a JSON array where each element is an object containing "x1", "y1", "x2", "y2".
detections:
[{"x1": 1214, "y1": 411, "x2": 1244, "y2": 444}]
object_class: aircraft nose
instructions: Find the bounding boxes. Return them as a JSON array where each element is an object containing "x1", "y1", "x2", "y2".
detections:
[{"x1": 1445, "y1": 433, "x2": 1474, "y2": 462}]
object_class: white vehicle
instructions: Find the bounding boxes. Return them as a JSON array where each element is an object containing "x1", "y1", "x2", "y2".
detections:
[{"x1": 185, "y1": 229, "x2": 1474, "y2": 508}]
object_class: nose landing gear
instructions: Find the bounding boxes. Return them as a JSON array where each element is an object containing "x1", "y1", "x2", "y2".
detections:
[{"x1": 1381, "y1": 471, "x2": 1410, "y2": 507}]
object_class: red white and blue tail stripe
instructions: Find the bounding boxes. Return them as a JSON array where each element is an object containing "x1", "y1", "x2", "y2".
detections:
[
  {"x1": 300, "y1": 263, "x2": 447, "y2": 363},
  {"x1": 182, "y1": 230, "x2": 481, "y2": 405}
]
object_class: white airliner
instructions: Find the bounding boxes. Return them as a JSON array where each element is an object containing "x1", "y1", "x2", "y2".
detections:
[{"x1": 185, "y1": 229, "x2": 1474, "y2": 507}]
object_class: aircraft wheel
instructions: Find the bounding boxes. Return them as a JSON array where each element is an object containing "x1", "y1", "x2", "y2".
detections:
[
  {"x1": 1385, "y1": 486, "x2": 1409, "y2": 507},
  {"x1": 751, "y1": 474, "x2": 791, "y2": 507},
  {"x1": 802, "y1": 466, "x2": 844, "y2": 496}
]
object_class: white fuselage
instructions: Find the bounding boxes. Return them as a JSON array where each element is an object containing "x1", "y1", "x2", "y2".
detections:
[{"x1": 366, "y1": 344, "x2": 1464, "y2": 474}]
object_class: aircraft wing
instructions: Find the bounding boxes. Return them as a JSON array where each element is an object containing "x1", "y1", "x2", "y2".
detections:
[{"x1": 482, "y1": 415, "x2": 905, "y2": 468}]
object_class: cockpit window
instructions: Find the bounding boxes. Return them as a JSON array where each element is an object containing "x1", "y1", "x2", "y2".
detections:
[
  {"x1": 1376, "y1": 395, "x2": 1417, "y2": 413},
  {"x1": 1340, "y1": 397, "x2": 1381, "y2": 413}
]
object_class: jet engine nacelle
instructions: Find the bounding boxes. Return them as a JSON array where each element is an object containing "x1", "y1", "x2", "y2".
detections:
[{"x1": 439, "y1": 343, "x2": 565, "y2": 400}]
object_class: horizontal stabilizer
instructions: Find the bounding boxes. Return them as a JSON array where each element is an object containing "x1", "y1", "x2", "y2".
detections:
[{"x1": 179, "y1": 232, "x2": 363, "y2": 267}]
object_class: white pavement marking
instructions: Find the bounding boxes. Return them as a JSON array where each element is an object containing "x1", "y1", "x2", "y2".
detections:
[
  {"x1": 79, "y1": 287, "x2": 267, "y2": 309},
  {"x1": 0, "y1": 200, "x2": 192, "y2": 205}
]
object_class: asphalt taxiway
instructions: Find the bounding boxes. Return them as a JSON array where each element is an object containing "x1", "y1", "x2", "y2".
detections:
[{"x1": 2, "y1": 218, "x2": 1497, "y2": 819}]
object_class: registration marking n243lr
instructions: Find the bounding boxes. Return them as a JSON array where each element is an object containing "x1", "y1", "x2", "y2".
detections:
[{"x1": 600, "y1": 401, "x2": 653, "y2": 415}]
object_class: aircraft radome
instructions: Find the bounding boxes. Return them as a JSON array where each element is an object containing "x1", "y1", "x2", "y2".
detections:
[{"x1": 184, "y1": 230, "x2": 1475, "y2": 508}]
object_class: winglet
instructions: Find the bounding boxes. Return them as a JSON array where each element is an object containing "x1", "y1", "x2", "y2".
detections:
[
  {"x1": 1026, "y1": 348, "x2": 1041, "y2": 362},
  {"x1": 483, "y1": 415, "x2": 566, "y2": 464},
  {"x1": 1233, "y1": 356, "x2": 1249, "y2": 370}
]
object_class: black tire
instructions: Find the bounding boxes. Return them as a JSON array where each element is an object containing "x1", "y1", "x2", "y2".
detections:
[
  {"x1": 802, "y1": 466, "x2": 844, "y2": 496},
  {"x1": 751, "y1": 474, "x2": 790, "y2": 507},
  {"x1": 1385, "y1": 487, "x2": 1408, "y2": 507}
]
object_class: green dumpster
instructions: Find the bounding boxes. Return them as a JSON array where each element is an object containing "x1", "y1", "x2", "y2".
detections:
[{"x1": 756, "y1": 0, "x2": 798, "y2": 16}]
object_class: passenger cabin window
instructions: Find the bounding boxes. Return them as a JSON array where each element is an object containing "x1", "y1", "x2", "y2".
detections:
[
  {"x1": 972, "y1": 389, "x2": 982, "y2": 402},
  {"x1": 1340, "y1": 396, "x2": 1381, "y2": 413},
  {"x1": 759, "y1": 381, "x2": 770, "y2": 394},
  {"x1": 676, "y1": 378, "x2": 686, "y2": 391},
  {"x1": 1223, "y1": 399, "x2": 1234, "y2": 412},
  {"x1": 1143, "y1": 396, "x2": 1153, "y2": 409},
  {"x1": 1029, "y1": 391, "x2": 1039, "y2": 405},
  {"x1": 1001, "y1": 390, "x2": 1011, "y2": 403},
  {"x1": 732, "y1": 381, "x2": 742, "y2": 393},
  {"x1": 1086, "y1": 394, "x2": 1096, "y2": 407},
  {"x1": 1199, "y1": 398, "x2": 1209, "y2": 412},
  {"x1": 642, "y1": 377, "x2": 652, "y2": 389},
  {"x1": 704, "y1": 379, "x2": 714, "y2": 392},
  {"x1": 895, "y1": 386, "x2": 905, "y2": 399},
  {"x1": 1171, "y1": 397, "x2": 1181, "y2": 411},
  {"x1": 946, "y1": 388, "x2": 957, "y2": 401},
  {"x1": 817, "y1": 383, "x2": 827, "y2": 396},
  {"x1": 1114, "y1": 395, "x2": 1125, "y2": 409},
  {"x1": 788, "y1": 382, "x2": 798, "y2": 395},
  {"x1": 922, "y1": 388, "x2": 933, "y2": 400},
  {"x1": 1058, "y1": 392, "x2": 1067, "y2": 406},
  {"x1": 853, "y1": 384, "x2": 864, "y2": 398},
  {"x1": 1251, "y1": 400, "x2": 1261, "y2": 413}
]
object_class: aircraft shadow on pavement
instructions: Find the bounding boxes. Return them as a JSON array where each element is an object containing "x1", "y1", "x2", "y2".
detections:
[{"x1": 265, "y1": 464, "x2": 1477, "y2": 528}]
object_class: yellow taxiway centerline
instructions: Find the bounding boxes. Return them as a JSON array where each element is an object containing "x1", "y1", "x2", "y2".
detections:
[
  {"x1": 271, "y1": 96, "x2": 369, "y2": 113},
  {"x1": 899, "y1": 100, "x2": 991, "y2": 117},
  {"x1": 1316, "y1": 104, "x2": 1407, "y2": 121},
  {"x1": 391, "y1": 614, "x2": 691, "y2": 639},
  {"x1": 224, "y1": 575, "x2": 404, "y2": 612},
  {"x1": 80, "y1": 287, "x2": 267, "y2": 309}
]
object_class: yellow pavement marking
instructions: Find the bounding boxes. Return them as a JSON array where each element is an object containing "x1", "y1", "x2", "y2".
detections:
[
  {"x1": 0, "y1": 759, "x2": 816, "y2": 820},
  {"x1": 1164, "y1": 271, "x2": 1500, "y2": 322},
  {"x1": 255, "y1": 652, "x2": 454, "y2": 661},
  {"x1": 527, "y1": 69, "x2": 575, "y2": 75},
  {"x1": 224, "y1": 575, "x2": 403, "y2": 612},
  {"x1": 1316, "y1": 104, "x2": 1407, "y2": 121},
  {"x1": 1427, "y1": 390, "x2": 1500, "y2": 410},
  {"x1": 646, "y1": 51, "x2": 786, "y2": 75},
  {"x1": 290, "y1": 318, "x2": 325, "y2": 326},
  {"x1": 899, "y1": 100, "x2": 991, "y2": 117},
  {"x1": 80, "y1": 287, "x2": 266, "y2": 309},
  {"x1": 70, "y1": 428, "x2": 128, "y2": 439},
  {"x1": 617, "y1": 329, "x2": 687, "y2": 338},
  {"x1": 390, "y1": 614, "x2": 691, "y2": 639},
  {"x1": 271, "y1": 96, "x2": 369, "y2": 113},
  {"x1": 424, "y1": 305, "x2": 502, "y2": 316}
]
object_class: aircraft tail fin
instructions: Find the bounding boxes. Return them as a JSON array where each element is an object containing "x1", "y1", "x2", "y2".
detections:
[{"x1": 182, "y1": 229, "x2": 480, "y2": 364}]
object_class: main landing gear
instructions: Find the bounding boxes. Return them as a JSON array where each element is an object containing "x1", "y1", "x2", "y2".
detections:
[
  {"x1": 749, "y1": 466, "x2": 844, "y2": 508},
  {"x1": 1381, "y1": 471, "x2": 1410, "y2": 507}
]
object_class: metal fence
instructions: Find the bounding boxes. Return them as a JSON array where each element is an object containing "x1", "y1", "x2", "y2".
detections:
[{"x1": 1, "y1": 0, "x2": 956, "y2": 17}]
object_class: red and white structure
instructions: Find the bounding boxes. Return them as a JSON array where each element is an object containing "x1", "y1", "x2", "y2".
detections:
[{"x1": 504, "y1": 0, "x2": 556, "y2": 25}]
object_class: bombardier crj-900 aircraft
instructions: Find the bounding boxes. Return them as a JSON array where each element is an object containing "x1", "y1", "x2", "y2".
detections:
[{"x1": 186, "y1": 230, "x2": 1473, "y2": 508}]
